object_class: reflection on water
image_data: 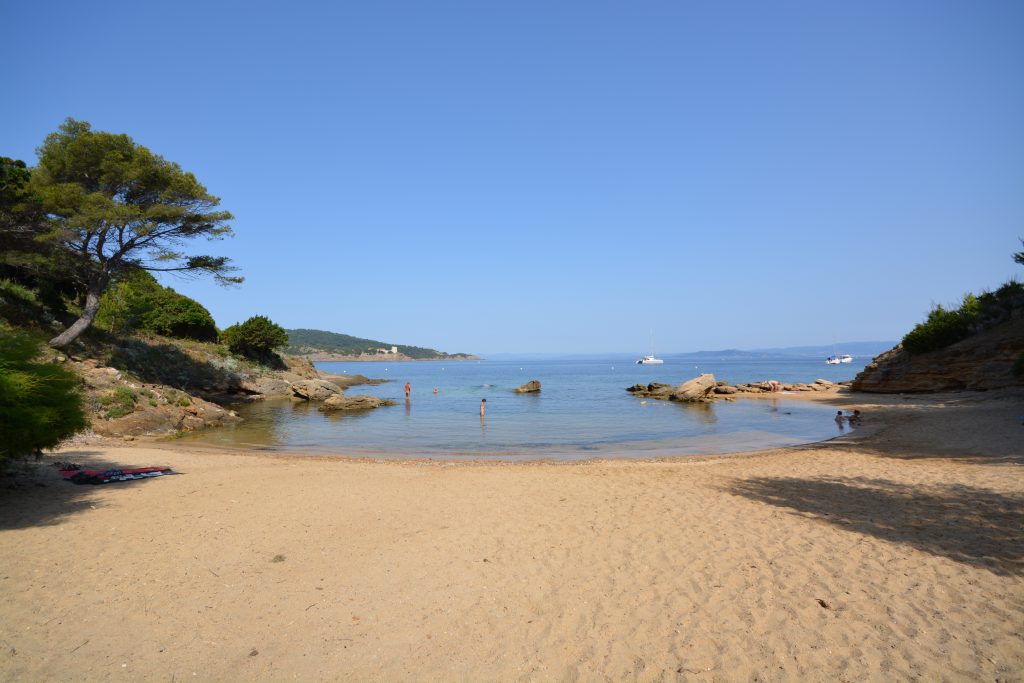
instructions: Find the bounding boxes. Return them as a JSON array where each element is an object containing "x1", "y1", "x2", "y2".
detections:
[{"x1": 678, "y1": 402, "x2": 718, "y2": 426}]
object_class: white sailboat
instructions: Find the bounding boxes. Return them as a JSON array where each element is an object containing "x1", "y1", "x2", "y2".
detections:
[{"x1": 637, "y1": 333, "x2": 664, "y2": 365}]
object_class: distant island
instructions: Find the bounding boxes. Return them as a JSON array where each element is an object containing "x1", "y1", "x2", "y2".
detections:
[{"x1": 284, "y1": 328, "x2": 478, "y2": 361}]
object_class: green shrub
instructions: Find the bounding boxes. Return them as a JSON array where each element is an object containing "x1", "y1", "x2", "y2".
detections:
[
  {"x1": 221, "y1": 315, "x2": 288, "y2": 361},
  {"x1": 901, "y1": 305, "x2": 971, "y2": 354},
  {"x1": 903, "y1": 282, "x2": 1024, "y2": 355},
  {"x1": 99, "y1": 386, "x2": 137, "y2": 419},
  {"x1": 142, "y1": 291, "x2": 218, "y2": 341},
  {"x1": 0, "y1": 330, "x2": 88, "y2": 461},
  {"x1": 97, "y1": 270, "x2": 217, "y2": 341}
]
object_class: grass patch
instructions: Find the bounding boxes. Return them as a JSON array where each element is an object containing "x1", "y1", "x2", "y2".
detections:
[
  {"x1": 98, "y1": 386, "x2": 137, "y2": 419},
  {"x1": 271, "y1": 554, "x2": 286, "y2": 563}
]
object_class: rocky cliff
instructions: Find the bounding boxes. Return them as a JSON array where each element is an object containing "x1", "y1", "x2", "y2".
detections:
[{"x1": 851, "y1": 317, "x2": 1024, "y2": 393}]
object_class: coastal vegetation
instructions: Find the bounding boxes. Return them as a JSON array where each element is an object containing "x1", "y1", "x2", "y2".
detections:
[
  {"x1": 96, "y1": 270, "x2": 218, "y2": 341},
  {"x1": 901, "y1": 280, "x2": 1023, "y2": 355},
  {"x1": 0, "y1": 330, "x2": 87, "y2": 462},
  {"x1": 221, "y1": 315, "x2": 289, "y2": 363},
  {"x1": 24, "y1": 118, "x2": 241, "y2": 348}
]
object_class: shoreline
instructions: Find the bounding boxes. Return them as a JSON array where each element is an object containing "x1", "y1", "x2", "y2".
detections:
[
  {"x1": 2, "y1": 388, "x2": 1021, "y2": 681},
  {"x1": 63, "y1": 387, "x2": 867, "y2": 464}
]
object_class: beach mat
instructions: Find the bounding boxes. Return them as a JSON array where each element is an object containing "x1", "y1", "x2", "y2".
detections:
[{"x1": 60, "y1": 467, "x2": 174, "y2": 485}]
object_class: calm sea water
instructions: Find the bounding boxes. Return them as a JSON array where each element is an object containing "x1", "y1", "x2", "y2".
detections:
[{"x1": 184, "y1": 356, "x2": 866, "y2": 461}]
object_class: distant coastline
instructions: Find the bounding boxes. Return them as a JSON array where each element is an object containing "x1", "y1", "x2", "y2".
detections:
[{"x1": 299, "y1": 352, "x2": 481, "y2": 362}]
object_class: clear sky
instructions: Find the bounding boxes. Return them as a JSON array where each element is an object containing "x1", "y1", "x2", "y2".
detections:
[{"x1": 3, "y1": 1, "x2": 1022, "y2": 354}]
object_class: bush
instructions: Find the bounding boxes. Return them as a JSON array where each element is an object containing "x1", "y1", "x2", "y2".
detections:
[
  {"x1": 901, "y1": 305, "x2": 972, "y2": 354},
  {"x1": 142, "y1": 291, "x2": 218, "y2": 341},
  {"x1": 903, "y1": 282, "x2": 1024, "y2": 355},
  {"x1": 0, "y1": 330, "x2": 88, "y2": 462},
  {"x1": 97, "y1": 270, "x2": 218, "y2": 341},
  {"x1": 221, "y1": 315, "x2": 288, "y2": 361}
]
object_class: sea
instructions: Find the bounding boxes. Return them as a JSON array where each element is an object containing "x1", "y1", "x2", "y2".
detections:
[{"x1": 183, "y1": 355, "x2": 869, "y2": 461}]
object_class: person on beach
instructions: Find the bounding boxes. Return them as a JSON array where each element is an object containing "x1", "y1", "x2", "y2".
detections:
[
  {"x1": 480, "y1": 398, "x2": 486, "y2": 417},
  {"x1": 768, "y1": 380, "x2": 780, "y2": 392},
  {"x1": 848, "y1": 410, "x2": 862, "y2": 425},
  {"x1": 835, "y1": 410, "x2": 845, "y2": 426},
  {"x1": 404, "y1": 382, "x2": 411, "y2": 399}
]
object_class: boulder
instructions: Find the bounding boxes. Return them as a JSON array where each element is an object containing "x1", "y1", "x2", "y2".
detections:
[
  {"x1": 239, "y1": 377, "x2": 293, "y2": 397},
  {"x1": 713, "y1": 385, "x2": 738, "y2": 394},
  {"x1": 319, "y1": 395, "x2": 397, "y2": 412},
  {"x1": 513, "y1": 380, "x2": 542, "y2": 393},
  {"x1": 669, "y1": 374, "x2": 718, "y2": 402},
  {"x1": 291, "y1": 379, "x2": 343, "y2": 401}
]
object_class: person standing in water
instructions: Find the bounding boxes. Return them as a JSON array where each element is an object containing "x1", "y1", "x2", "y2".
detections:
[
  {"x1": 480, "y1": 398, "x2": 486, "y2": 417},
  {"x1": 404, "y1": 382, "x2": 411, "y2": 399}
]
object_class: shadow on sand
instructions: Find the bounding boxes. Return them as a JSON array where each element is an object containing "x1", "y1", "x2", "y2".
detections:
[
  {"x1": 728, "y1": 475, "x2": 1024, "y2": 576},
  {"x1": 0, "y1": 451, "x2": 177, "y2": 531}
]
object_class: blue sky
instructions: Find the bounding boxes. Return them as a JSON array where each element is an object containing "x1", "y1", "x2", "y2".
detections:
[{"x1": 3, "y1": 1, "x2": 1022, "y2": 354}]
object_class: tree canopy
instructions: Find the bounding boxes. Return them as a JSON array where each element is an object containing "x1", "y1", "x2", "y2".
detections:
[
  {"x1": 221, "y1": 315, "x2": 289, "y2": 362},
  {"x1": 30, "y1": 118, "x2": 241, "y2": 347}
]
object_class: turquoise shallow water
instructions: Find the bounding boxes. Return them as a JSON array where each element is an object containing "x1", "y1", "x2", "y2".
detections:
[{"x1": 184, "y1": 357, "x2": 864, "y2": 461}]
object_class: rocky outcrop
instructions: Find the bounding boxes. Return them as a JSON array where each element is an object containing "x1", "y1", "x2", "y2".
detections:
[
  {"x1": 852, "y1": 317, "x2": 1024, "y2": 393},
  {"x1": 319, "y1": 395, "x2": 397, "y2": 412},
  {"x1": 627, "y1": 374, "x2": 718, "y2": 402},
  {"x1": 628, "y1": 375, "x2": 847, "y2": 402},
  {"x1": 291, "y1": 379, "x2": 343, "y2": 401},
  {"x1": 513, "y1": 380, "x2": 542, "y2": 393},
  {"x1": 89, "y1": 390, "x2": 239, "y2": 437}
]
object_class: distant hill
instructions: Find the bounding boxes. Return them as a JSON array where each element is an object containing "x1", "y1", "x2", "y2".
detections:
[
  {"x1": 284, "y1": 328, "x2": 474, "y2": 360},
  {"x1": 671, "y1": 341, "x2": 897, "y2": 361}
]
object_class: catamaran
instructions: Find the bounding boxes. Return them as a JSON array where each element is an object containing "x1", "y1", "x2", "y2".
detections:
[{"x1": 637, "y1": 333, "x2": 664, "y2": 364}]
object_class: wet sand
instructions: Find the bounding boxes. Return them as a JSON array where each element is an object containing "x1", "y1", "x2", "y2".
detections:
[{"x1": 1, "y1": 389, "x2": 1021, "y2": 681}]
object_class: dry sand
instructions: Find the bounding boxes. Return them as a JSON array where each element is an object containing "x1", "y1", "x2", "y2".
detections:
[{"x1": 1, "y1": 389, "x2": 1022, "y2": 681}]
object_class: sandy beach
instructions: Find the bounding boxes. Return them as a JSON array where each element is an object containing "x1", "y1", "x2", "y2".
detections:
[{"x1": 1, "y1": 389, "x2": 1022, "y2": 682}]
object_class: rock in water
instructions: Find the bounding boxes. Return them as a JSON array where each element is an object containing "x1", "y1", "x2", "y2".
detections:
[
  {"x1": 291, "y1": 379, "x2": 343, "y2": 401},
  {"x1": 513, "y1": 380, "x2": 542, "y2": 393},
  {"x1": 319, "y1": 395, "x2": 397, "y2": 412}
]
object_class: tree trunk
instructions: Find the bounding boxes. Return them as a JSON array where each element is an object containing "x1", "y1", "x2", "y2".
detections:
[{"x1": 48, "y1": 276, "x2": 107, "y2": 348}]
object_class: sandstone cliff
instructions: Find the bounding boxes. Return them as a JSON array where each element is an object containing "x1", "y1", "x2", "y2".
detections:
[{"x1": 851, "y1": 317, "x2": 1024, "y2": 393}]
